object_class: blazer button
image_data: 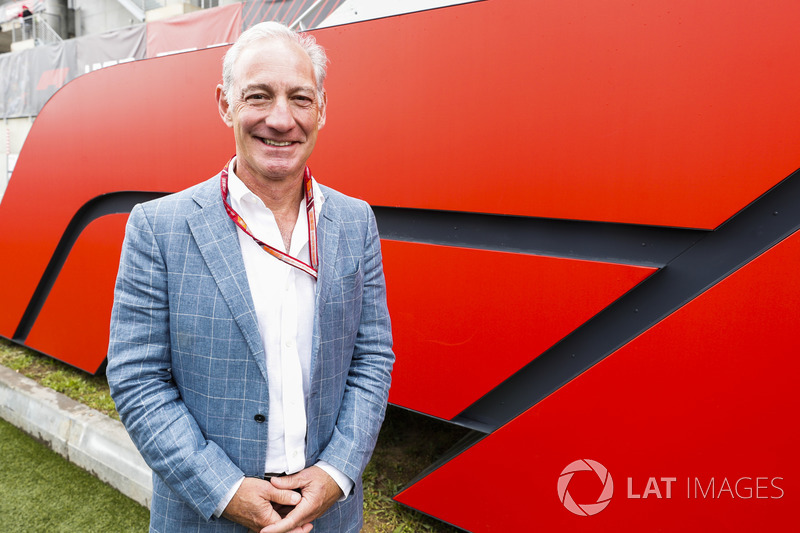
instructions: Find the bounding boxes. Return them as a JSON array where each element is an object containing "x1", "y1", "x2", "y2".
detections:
[{"x1": 254, "y1": 414, "x2": 266, "y2": 423}]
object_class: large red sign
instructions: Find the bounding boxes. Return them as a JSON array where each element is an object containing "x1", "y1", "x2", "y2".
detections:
[{"x1": 1, "y1": 0, "x2": 798, "y2": 530}]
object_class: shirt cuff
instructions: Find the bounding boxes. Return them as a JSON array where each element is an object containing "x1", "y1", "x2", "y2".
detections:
[
  {"x1": 214, "y1": 475, "x2": 245, "y2": 518},
  {"x1": 315, "y1": 461, "x2": 354, "y2": 501}
]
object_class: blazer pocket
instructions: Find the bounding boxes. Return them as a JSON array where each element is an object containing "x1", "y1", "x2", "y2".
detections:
[
  {"x1": 329, "y1": 262, "x2": 363, "y2": 304},
  {"x1": 323, "y1": 263, "x2": 363, "y2": 339}
]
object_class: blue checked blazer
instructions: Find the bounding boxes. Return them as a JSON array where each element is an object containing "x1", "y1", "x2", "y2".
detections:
[{"x1": 107, "y1": 173, "x2": 394, "y2": 532}]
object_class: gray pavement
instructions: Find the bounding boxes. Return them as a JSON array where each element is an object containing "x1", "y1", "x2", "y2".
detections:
[{"x1": 0, "y1": 364, "x2": 152, "y2": 508}]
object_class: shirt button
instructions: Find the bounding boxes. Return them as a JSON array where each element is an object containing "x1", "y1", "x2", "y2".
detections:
[{"x1": 254, "y1": 414, "x2": 266, "y2": 423}]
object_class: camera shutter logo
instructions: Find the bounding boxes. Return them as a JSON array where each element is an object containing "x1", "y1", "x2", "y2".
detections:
[{"x1": 557, "y1": 459, "x2": 614, "y2": 516}]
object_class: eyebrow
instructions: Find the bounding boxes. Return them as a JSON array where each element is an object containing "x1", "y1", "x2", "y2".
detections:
[{"x1": 240, "y1": 83, "x2": 316, "y2": 95}]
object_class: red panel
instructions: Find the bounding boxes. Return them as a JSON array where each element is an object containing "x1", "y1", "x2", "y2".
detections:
[
  {"x1": 0, "y1": 46, "x2": 233, "y2": 338},
  {"x1": 396, "y1": 230, "x2": 800, "y2": 531},
  {"x1": 2, "y1": 0, "x2": 799, "y2": 368},
  {"x1": 24, "y1": 215, "x2": 128, "y2": 373},
  {"x1": 314, "y1": 0, "x2": 800, "y2": 228},
  {"x1": 382, "y1": 240, "x2": 655, "y2": 419}
]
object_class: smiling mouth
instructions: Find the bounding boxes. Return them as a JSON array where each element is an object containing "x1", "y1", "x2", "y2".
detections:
[{"x1": 260, "y1": 138, "x2": 294, "y2": 147}]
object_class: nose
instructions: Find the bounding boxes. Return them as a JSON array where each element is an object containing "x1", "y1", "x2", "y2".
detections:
[{"x1": 264, "y1": 97, "x2": 294, "y2": 132}]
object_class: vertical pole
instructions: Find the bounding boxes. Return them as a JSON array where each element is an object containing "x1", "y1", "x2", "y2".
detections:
[{"x1": 2, "y1": 117, "x2": 10, "y2": 201}]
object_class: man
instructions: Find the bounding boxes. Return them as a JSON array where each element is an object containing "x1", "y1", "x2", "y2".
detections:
[
  {"x1": 19, "y1": 5, "x2": 33, "y2": 40},
  {"x1": 107, "y1": 22, "x2": 394, "y2": 533}
]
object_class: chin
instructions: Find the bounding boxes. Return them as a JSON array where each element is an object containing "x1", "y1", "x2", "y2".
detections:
[{"x1": 259, "y1": 164, "x2": 302, "y2": 181}]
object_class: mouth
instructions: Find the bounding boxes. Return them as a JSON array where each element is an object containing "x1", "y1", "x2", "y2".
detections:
[{"x1": 259, "y1": 138, "x2": 294, "y2": 147}]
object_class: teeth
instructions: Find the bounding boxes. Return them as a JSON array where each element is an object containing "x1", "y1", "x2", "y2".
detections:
[{"x1": 262, "y1": 139, "x2": 292, "y2": 147}]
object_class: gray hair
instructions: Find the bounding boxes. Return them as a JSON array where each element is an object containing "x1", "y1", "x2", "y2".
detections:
[{"x1": 221, "y1": 21, "x2": 328, "y2": 100}]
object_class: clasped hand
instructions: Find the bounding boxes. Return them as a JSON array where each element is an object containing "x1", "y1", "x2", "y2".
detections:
[{"x1": 223, "y1": 466, "x2": 343, "y2": 533}]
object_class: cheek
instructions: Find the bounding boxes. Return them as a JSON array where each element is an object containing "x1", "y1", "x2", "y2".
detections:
[
  {"x1": 233, "y1": 107, "x2": 261, "y2": 129},
  {"x1": 294, "y1": 108, "x2": 321, "y2": 130}
]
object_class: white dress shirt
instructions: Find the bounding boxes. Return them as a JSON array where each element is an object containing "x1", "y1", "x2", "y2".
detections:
[{"x1": 214, "y1": 160, "x2": 352, "y2": 516}]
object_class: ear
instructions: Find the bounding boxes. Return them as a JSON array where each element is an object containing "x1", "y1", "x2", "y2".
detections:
[
  {"x1": 215, "y1": 84, "x2": 233, "y2": 127},
  {"x1": 317, "y1": 90, "x2": 327, "y2": 130}
]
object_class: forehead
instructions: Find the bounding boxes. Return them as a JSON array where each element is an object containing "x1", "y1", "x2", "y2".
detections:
[{"x1": 233, "y1": 37, "x2": 317, "y2": 90}]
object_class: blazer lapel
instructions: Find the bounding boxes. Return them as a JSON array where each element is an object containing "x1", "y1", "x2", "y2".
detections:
[
  {"x1": 186, "y1": 176, "x2": 268, "y2": 381},
  {"x1": 314, "y1": 198, "x2": 340, "y2": 322},
  {"x1": 306, "y1": 195, "x2": 340, "y2": 459}
]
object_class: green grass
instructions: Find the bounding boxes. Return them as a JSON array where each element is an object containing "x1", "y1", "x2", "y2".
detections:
[
  {"x1": 0, "y1": 416, "x2": 150, "y2": 531},
  {"x1": 362, "y1": 407, "x2": 469, "y2": 533},
  {"x1": 0, "y1": 338, "x2": 468, "y2": 532}
]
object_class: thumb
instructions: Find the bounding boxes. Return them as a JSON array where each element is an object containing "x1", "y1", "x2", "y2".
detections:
[{"x1": 267, "y1": 481, "x2": 302, "y2": 506}]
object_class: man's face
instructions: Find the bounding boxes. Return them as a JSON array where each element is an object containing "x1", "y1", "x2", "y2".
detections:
[{"x1": 217, "y1": 37, "x2": 327, "y2": 186}]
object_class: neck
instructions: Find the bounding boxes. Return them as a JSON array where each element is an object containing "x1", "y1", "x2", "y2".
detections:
[
  {"x1": 252, "y1": 178, "x2": 304, "y2": 217},
  {"x1": 233, "y1": 162, "x2": 306, "y2": 252},
  {"x1": 236, "y1": 164, "x2": 305, "y2": 216}
]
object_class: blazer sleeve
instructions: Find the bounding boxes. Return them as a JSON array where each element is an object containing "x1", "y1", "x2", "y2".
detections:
[
  {"x1": 106, "y1": 203, "x2": 243, "y2": 520},
  {"x1": 318, "y1": 204, "x2": 395, "y2": 484}
]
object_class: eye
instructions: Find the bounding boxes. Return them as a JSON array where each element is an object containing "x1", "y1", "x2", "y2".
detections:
[
  {"x1": 292, "y1": 95, "x2": 314, "y2": 107},
  {"x1": 244, "y1": 93, "x2": 271, "y2": 105}
]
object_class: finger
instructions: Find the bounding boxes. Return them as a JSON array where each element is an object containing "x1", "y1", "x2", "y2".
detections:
[
  {"x1": 266, "y1": 485, "x2": 303, "y2": 507},
  {"x1": 258, "y1": 499, "x2": 315, "y2": 533},
  {"x1": 259, "y1": 521, "x2": 312, "y2": 533},
  {"x1": 223, "y1": 478, "x2": 285, "y2": 530},
  {"x1": 269, "y1": 473, "x2": 305, "y2": 491}
]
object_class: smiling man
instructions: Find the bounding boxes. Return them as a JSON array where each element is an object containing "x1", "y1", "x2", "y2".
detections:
[{"x1": 107, "y1": 22, "x2": 394, "y2": 533}]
